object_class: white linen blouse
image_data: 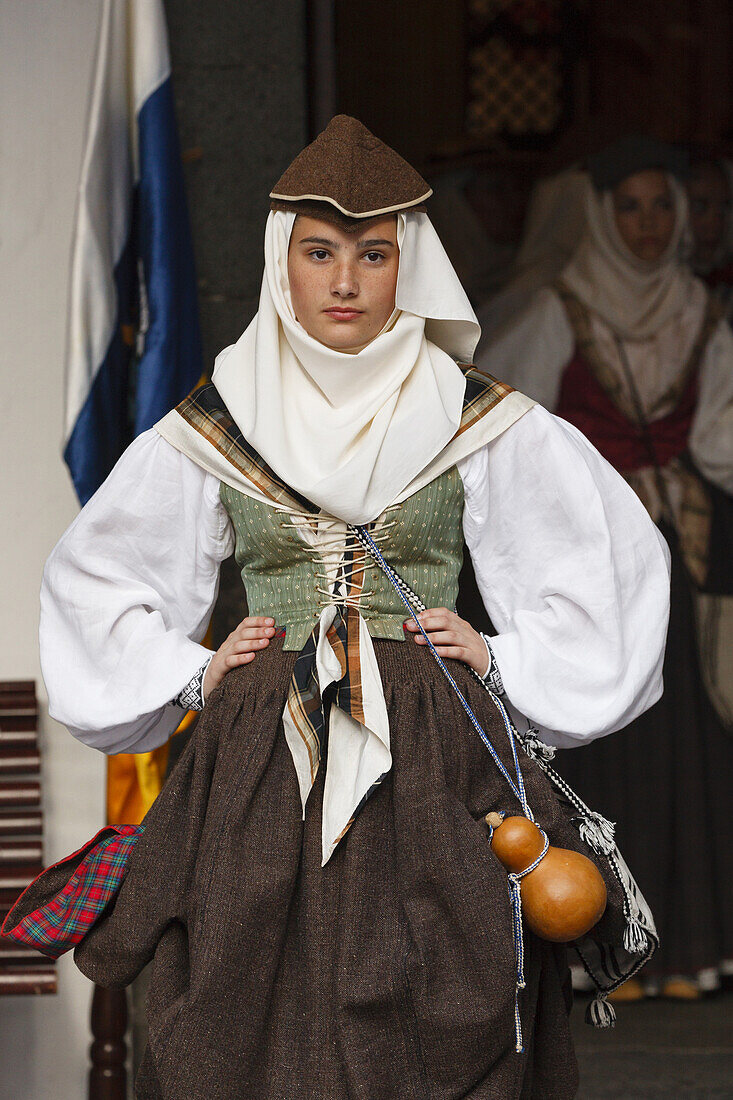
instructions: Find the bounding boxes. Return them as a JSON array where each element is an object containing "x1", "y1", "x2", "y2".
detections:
[{"x1": 40, "y1": 404, "x2": 670, "y2": 755}]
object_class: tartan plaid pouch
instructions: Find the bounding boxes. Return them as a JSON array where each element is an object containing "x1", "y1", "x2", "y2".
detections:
[{"x1": 1, "y1": 824, "x2": 144, "y2": 960}]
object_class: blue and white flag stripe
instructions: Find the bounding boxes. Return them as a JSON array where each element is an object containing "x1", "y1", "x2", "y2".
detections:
[{"x1": 64, "y1": 0, "x2": 202, "y2": 504}]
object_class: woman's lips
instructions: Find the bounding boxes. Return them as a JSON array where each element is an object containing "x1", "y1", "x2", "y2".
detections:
[{"x1": 324, "y1": 308, "x2": 363, "y2": 321}]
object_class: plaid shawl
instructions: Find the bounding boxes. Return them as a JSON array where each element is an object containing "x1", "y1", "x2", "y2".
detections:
[
  {"x1": 157, "y1": 365, "x2": 530, "y2": 514},
  {"x1": 1, "y1": 825, "x2": 144, "y2": 959}
]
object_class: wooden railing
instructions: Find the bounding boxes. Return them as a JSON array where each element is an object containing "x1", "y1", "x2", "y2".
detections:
[
  {"x1": 0, "y1": 680, "x2": 56, "y2": 995},
  {"x1": 0, "y1": 681, "x2": 131, "y2": 1097},
  {"x1": 90, "y1": 985, "x2": 128, "y2": 1099}
]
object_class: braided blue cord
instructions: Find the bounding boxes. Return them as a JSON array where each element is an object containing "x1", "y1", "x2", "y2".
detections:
[
  {"x1": 505, "y1": 826, "x2": 550, "y2": 1052},
  {"x1": 352, "y1": 522, "x2": 645, "y2": 1013},
  {"x1": 352, "y1": 522, "x2": 544, "y2": 1056},
  {"x1": 352, "y1": 524, "x2": 532, "y2": 818}
]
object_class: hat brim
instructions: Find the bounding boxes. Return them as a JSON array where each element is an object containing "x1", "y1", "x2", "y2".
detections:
[{"x1": 270, "y1": 197, "x2": 428, "y2": 233}]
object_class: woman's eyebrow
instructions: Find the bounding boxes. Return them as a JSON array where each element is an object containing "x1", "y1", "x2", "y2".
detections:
[
  {"x1": 356, "y1": 238, "x2": 395, "y2": 248},
  {"x1": 297, "y1": 236, "x2": 395, "y2": 249},
  {"x1": 298, "y1": 235, "x2": 339, "y2": 247}
]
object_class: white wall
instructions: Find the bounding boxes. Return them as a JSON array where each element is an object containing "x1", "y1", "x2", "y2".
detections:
[{"x1": 0, "y1": 2, "x2": 107, "y2": 1097}]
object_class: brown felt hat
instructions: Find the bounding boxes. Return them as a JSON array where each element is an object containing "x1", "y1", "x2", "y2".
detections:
[{"x1": 270, "y1": 115, "x2": 432, "y2": 223}]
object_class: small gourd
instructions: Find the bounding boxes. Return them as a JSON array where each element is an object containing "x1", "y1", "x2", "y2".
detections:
[{"x1": 486, "y1": 812, "x2": 607, "y2": 943}]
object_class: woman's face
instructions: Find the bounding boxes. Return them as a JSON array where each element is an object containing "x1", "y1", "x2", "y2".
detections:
[
  {"x1": 612, "y1": 170, "x2": 676, "y2": 263},
  {"x1": 287, "y1": 214, "x2": 399, "y2": 351},
  {"x1": 687, "y1": 164, "x2": 730, "y2": 267}
]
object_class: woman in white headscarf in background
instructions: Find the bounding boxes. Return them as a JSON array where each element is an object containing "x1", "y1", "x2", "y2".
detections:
[
  {"x1": 480, "y1": 135, "x2": 733, "y2": 1001},
  {"x1": 4, "y1": 120, "x2": 670, "y2": 1098}
]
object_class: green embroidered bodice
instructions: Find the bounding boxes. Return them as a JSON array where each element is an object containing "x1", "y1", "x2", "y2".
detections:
[{"x1": 220, "y1": 467, "x2": 465, "y2": 650}]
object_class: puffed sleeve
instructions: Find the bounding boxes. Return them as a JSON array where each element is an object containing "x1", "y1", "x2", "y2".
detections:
[
  {"x1": 40, "y1": 429, "x2": 235, "y2": 755},
  {"x1": 689, "y1": 320, "x2": 733, "y2": 494},
  {"x1": 457, "y1": 405, "x2": 671, "y2": 748}
]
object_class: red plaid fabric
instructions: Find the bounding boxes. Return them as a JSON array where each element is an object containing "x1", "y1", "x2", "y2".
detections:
[{"x1": 1, "y1": 824, "x2": 144, "y2": 959}]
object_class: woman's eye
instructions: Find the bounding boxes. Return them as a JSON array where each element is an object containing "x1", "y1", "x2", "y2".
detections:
[
  {"x1": 309, "y1": 249, "x2": 330, "y2": 261},
  {"x1": 615, "y1": 199, "x2": 637, "y2": 213},
  {"x1": 364, "y1": 251, "x2": 385, "y2": 263},
  {"x1": 656, "y1": 198, "x2": 673, "y2": 211}
]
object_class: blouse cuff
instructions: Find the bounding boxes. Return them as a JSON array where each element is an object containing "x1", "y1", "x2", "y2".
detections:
[
  {"x1": 170, "y1": 656, "x2": 213, "y2": 712},
  {"x1": 480, "y1": 634, "x2": 505, "y2": 695}
]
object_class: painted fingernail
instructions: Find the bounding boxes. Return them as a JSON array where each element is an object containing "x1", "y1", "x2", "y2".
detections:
[{"x1": 266, "y1": 618, "x2": 274, "y2": 624}]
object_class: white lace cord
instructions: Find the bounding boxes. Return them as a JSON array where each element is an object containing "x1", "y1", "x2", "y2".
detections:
[
  {"x1": 508, "y1": 828, "x2": 550, "y2": 1052},
  {"x1": 278, "y1": 511, "x2": 398, "y2": 611}
]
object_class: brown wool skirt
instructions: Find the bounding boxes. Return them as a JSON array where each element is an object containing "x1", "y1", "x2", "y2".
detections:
[{"x1": 70, "y1": 640, "x2": 592, "y2": 1099}]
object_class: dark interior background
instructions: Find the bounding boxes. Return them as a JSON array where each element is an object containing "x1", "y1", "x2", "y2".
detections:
[
  {"x1": 326, "y1": 0, "x2": 733, "y2": 174},
  {"x1": 162, "y1": 0, "x2": 733, "y2": 648}
]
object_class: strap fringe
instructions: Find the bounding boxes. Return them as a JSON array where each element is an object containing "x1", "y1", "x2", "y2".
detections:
[
  {"x1": 585, "y1": 992, "x2": 616, "y2": 1029},
  {"x1": 623, "y1": 917, "x2": 650, "y2": 954},
  {"x1": 519, "y1": 726, "x2": 557, "y2": 762},
  {"x1": 578, "y1": 811, "x2": 616, "y2": 856}
]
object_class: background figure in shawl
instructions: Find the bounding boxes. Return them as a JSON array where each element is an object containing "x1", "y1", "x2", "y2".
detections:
[
  {"x1": 478, "y1": 135, "x2": 733, "y2": 1002},
  {"x1": 476, "y1": 166, "x2": 589, "y2": 345},
  {"x1": 687, "y1": 155, "x2": 733, "y2": 322},
  {"x1": 427, "y1": 166, "x2": 529, "y2": 311}
]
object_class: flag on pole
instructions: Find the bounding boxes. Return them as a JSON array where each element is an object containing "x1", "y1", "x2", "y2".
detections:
[
  {"x1": 64, "y1": 0, "x2": 203, "y2": 823},
  {"x1": 64, "y1": 0, "x2": 202, "y2": 505}
]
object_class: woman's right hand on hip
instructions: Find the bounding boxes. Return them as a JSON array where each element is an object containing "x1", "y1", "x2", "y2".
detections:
[{"x1": 203, "y1": 616, "x2": 276, "y2": 699}]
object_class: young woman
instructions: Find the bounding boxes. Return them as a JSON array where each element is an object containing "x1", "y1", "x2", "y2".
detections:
[
  {"x1": 480, "y1": 136, "x2": 733, "y2": 1001},
  {"x1": 4, "y1": 118, "x2": 669, "y2": 1098}
]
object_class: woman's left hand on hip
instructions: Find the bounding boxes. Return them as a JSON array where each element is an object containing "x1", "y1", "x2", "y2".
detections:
[{"x1": 404, "y1": 607, "x2": 488, "y2": 676}]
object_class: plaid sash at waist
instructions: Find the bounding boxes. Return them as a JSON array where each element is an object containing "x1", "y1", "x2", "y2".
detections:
[
  {"x1": 1, "y1": 824, "x2": 144, "y2": 959},
  {"x1": 285, "y1": 601, "x2": 392, "y2": 866}
]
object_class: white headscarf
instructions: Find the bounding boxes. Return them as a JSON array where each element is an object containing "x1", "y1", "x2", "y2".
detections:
[
  {"x1": 561, "y1": 176, "x2": 697, "y2": 340},
  {"x1": 211, "y1": 210, "x2": 479, "y2": 524}
]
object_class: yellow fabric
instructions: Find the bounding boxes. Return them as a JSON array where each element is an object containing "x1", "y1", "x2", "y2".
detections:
[
  {"x1": 106, "y1": 622, "x2": 211, "y2": 825},
  {"x1": 106, "y1": 745, "x2": 170, "y2": 826}
]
